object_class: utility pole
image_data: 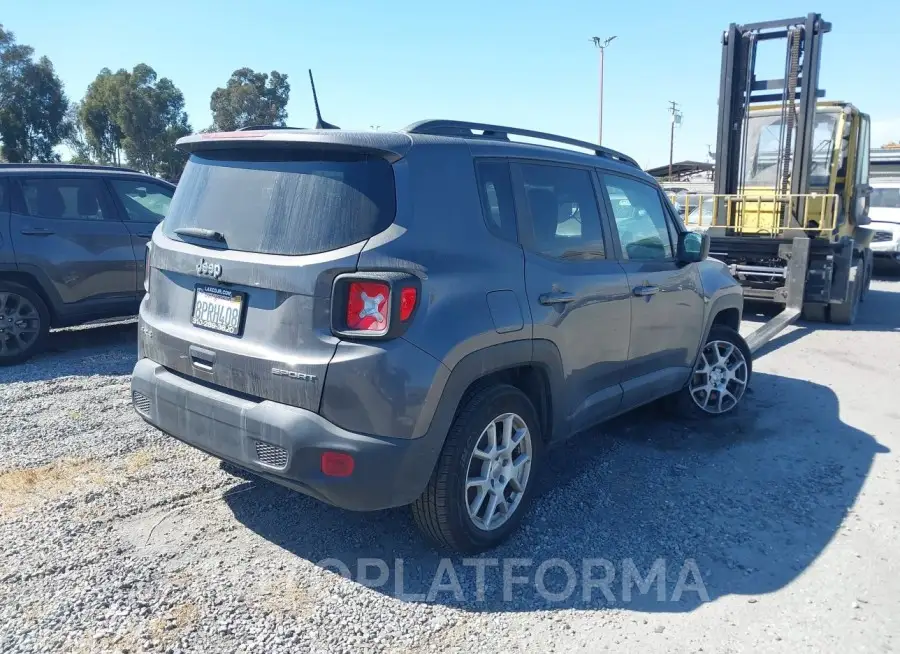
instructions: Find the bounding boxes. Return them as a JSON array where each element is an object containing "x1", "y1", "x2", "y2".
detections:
[
  {"x1": 668, "y1": 100, "x2": 682, "y2": 181},
  {"x1": 591, "y1": 35, "x2": 617, "y2": 145}
]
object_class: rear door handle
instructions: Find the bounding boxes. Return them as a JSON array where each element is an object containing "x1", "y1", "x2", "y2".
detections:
[
  {"x1": 20, "y1": 227, "x2": 55, "y2": 236},
  {"x1": 135, "y1": 232, "x2": 153, "y2": 238},
  {"x1": 539, "y1": 292, "x2": 576, "y2": 306},
  {"x1": 633, "y1": 285, "x2": 660, "y2": 297}
]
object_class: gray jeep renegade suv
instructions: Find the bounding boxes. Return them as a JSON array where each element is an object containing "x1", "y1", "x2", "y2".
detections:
[{"x1": 131, "y1": 120, "x2": 750, "y2": 553}]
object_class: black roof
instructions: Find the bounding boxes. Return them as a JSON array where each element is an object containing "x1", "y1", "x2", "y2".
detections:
[{"x1": 0, "y1": 162, "x2": 169, "y2": 182}]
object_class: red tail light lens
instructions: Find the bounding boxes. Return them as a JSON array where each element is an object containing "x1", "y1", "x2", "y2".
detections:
[
  {"x1": 321, "y1": 451, "x2": 355, "y2": 477},
  {"x1": 346, "y1": 281, "x2": 390, "y2": 331},
  {"x1": 399, "y1": 287, "x2": 417, "y2": 321}
]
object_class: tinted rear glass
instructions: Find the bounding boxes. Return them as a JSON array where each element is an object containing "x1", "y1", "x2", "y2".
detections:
[{"x1": 163, "y1": 149, "x2": 396, "y2": 255}]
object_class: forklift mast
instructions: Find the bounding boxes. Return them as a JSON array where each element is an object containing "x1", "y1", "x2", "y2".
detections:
[{"x1": 713, "y1": 13, "x2": 831, "y2": 204}]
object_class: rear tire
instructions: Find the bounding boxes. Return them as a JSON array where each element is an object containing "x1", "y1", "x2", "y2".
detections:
[
  {"x1": 411, "y1": 384, "x2": 543, "y2": 553},
  {"x1": 0, "y1": 281, "x2": 50, "y2": 366},
  {"x1": 670, "y1": 325, "x2": 752, "y2": 419},
  {"x1": 829, "y1": 261, "x2": 861, "y2": 325}
]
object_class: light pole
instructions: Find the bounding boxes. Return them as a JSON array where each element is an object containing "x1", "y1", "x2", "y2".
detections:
[
  {"x1": 667, "y1": 100, "x2": 682, "y2": 181},
  {"x1": 591, "y1": 35, "x2": 617, "y2": 145}
]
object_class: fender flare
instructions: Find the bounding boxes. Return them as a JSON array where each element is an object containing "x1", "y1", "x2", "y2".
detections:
[
  {"x1": 699, "y1": 290, "x2": 744, "y2": 349},
  {"x1": 0, "y1": 263, "x2": 63, "y2": 319},
  {"x1": 418, "y1": 338, "x2": 567, "y2": 445}
]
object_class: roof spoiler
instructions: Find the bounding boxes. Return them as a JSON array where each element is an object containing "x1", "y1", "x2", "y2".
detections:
[{"x1": 175, "y1": 131, "x2": 409, "y2": 163}]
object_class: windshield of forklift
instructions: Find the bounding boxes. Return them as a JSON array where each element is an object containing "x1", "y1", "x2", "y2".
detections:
[{"x1": 742, "y1": 113, "x2": 838, "y2": 188}]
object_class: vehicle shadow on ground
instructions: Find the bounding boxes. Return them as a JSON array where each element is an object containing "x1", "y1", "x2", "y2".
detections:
[
  {"x1": 0, "y1": 320, "x2": 137, "y2": 384},
  {"x1": 225, "y1": 371, "x2": 889, "y2": 614}
]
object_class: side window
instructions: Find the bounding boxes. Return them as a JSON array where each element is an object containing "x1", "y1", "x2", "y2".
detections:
[
  {"x1": 110, "y1": 179, "x2": 174, "y2": 223},
  {"x1": 856, "y1": 115, "x2": 871, "y2": 186},
  {"x1": 517, "y1": 163, "x2": 605, "y2": 260},
  {"x1": 602, "y1": 174, "x2": 675, "y2": 260},
  {"x1": 19, "y1": 178, "x2": 108, "y2": 221},
  {"x1": 475, "y1": 161, "x2": 518, "y2": 242}
]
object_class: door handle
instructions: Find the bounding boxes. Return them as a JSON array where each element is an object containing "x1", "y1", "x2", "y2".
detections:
[
  {"x1": 633, "y1": 285, "x2": 660, "y2": 297},
  {"x1": 135, "y1": 232, "x2": 153, "y2": 238},
  {"x1": 539, "y1": 292, "x2": 576, "y2": 306},
  {"x1": 20, "y1": 227, "x2": 55, "y2": 236}
]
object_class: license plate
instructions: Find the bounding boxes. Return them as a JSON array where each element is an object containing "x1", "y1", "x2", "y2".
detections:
[{"x1": 191, "y1": 285, "x2": 245, "y2": 336}]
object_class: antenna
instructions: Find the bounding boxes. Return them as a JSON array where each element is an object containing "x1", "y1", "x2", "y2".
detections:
[{"x1": 308, "y1": 69, "x2": 339, "y2": 130}]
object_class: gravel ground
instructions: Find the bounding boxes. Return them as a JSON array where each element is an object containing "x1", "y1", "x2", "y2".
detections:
[{"x1": 1, "y1": 281, "x2": 898, "y2": 653}]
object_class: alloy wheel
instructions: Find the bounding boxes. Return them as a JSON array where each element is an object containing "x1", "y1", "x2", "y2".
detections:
[
  {"x1": 464, "y1": 412, "x2": 533, "y2": 531},
  {"x1": 0, "y1": 292, "x2": 42, "y2": 359},
  {"x1": 689, "y1": 339, "x2": 749, "y2": 414}
]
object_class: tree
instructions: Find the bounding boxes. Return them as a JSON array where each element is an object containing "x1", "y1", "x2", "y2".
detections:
[
  {"x1": 64, "y1": 102, "x2": 93, "y2": 164},
  {"x1": 117, "y1": 64, "x2": 191, "y2": 180},
  {"x1": 79, "y1": 64, "x2": 191, "y2": 181},
  {"x1": 79, "y1": 68, "x2": 129, "y2": 164},
  {"x1": 209, "y1": 68, "x2": 289, "y2": 131},
  {"x1": 0, "y1": 25, "x2": 69, "y2": 162}
]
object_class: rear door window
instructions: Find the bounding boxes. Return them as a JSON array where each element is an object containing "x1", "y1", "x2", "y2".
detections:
[
  {"x1": 163, "y1": 149, "x2": 396, "y2": 256},
  {"x1": 18, "y1": 178, "x2": 112, "y2": 221}
]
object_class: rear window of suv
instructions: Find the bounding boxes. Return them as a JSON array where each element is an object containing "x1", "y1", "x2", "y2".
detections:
[{"x1": 163, "y1": 149, "x2": 396, "y2": 256}]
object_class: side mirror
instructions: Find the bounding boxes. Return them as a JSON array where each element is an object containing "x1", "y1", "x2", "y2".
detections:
[
  {"x1": 677, "y1": 230, "x2": 709, "y2": 264},
  {"x1": 852, "y1": 183, "x2": 871, "y2": 225}
]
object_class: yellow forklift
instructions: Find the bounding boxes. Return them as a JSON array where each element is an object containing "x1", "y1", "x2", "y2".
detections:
[{"x1": 681, "y1": 13, "x2": 875, "y2": 352}]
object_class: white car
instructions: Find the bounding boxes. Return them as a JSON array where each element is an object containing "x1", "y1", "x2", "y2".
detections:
[{"x1": 868, "y1": 183, "x2": 900, "y2": 270}]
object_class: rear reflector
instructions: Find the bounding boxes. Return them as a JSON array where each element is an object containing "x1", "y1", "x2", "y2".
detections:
[
  {"x1": 346, "y1": 281, "x2": 390, "y2": 331},
  {"x1": 321, "y1": 451, "x2": 355, "y2": 477},
  {"x1": 400, "y1": 287, "x2": 417, "y2": 321},
  {"x1": 144, "y1": 243, "x2": 151, "y2": 294}
]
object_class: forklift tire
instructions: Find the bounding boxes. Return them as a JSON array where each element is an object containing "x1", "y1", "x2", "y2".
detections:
[
  {"x1": 829, "y1": 262, "x2": 862, "y2": 325},
  {"x1": 859, "y1": 252, "x2": 873, "y2": 302},
  {"x1": 802, "y1": 303, "x2": 828, "y2": 322}
]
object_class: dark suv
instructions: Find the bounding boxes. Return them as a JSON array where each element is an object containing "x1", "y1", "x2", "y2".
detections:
[
  {"x1": 0, "y1": 164, "x2": 175, "y2": 364},
  {"x1": 131, "y1": 121, "x2": 750, "y2": 552}
]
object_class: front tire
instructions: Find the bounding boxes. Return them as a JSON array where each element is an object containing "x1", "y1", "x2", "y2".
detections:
[
  {"x1": 0, "y1": 281, "x2": 50, "y2": 366},
  {"x1": 672, "y1": 325, "x2": 752, "y2": 418},
  {"x1": 411, "y1": 384, "x2": 543, "y2": 553}
]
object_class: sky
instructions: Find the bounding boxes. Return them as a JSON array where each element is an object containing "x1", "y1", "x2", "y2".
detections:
[{"x1": 3, "y1": 0, "x2": 899, "y2": 169}]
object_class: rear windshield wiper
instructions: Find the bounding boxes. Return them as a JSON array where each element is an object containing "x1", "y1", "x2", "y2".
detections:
[{"x1": 174, "y1": 227, "x2": 226, "y2": 242}]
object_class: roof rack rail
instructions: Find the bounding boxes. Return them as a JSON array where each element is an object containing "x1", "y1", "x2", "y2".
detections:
[
  {"x1": 0, "y1": 162, "x2": 140, "y2": 173},
  {"x1": 403, "y1": 119, "x2": 640, "y2": 169},
  {"x1": 236, "y1": 124, "x2": 304, "y2": 131}
]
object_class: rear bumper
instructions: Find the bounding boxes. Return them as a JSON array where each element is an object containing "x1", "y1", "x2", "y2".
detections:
[{"x1": 130, "y1": 358, "x2": 444, "y2": 511}]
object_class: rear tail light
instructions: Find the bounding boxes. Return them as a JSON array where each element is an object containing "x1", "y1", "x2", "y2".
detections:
[
  {"x1": 399, "y1": 287, "x2": 418, "y2": 321},
  {"x1": 346, "y1": 281, "x2": 390, "y2": 331},
  {"x1": 332, "y1": 273, "x2": 421, "y2": 339}
]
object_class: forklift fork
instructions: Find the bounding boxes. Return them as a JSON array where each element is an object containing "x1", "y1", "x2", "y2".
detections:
[{"x1": 744, "y1": 236, "x2": 809, "y2": 354}]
